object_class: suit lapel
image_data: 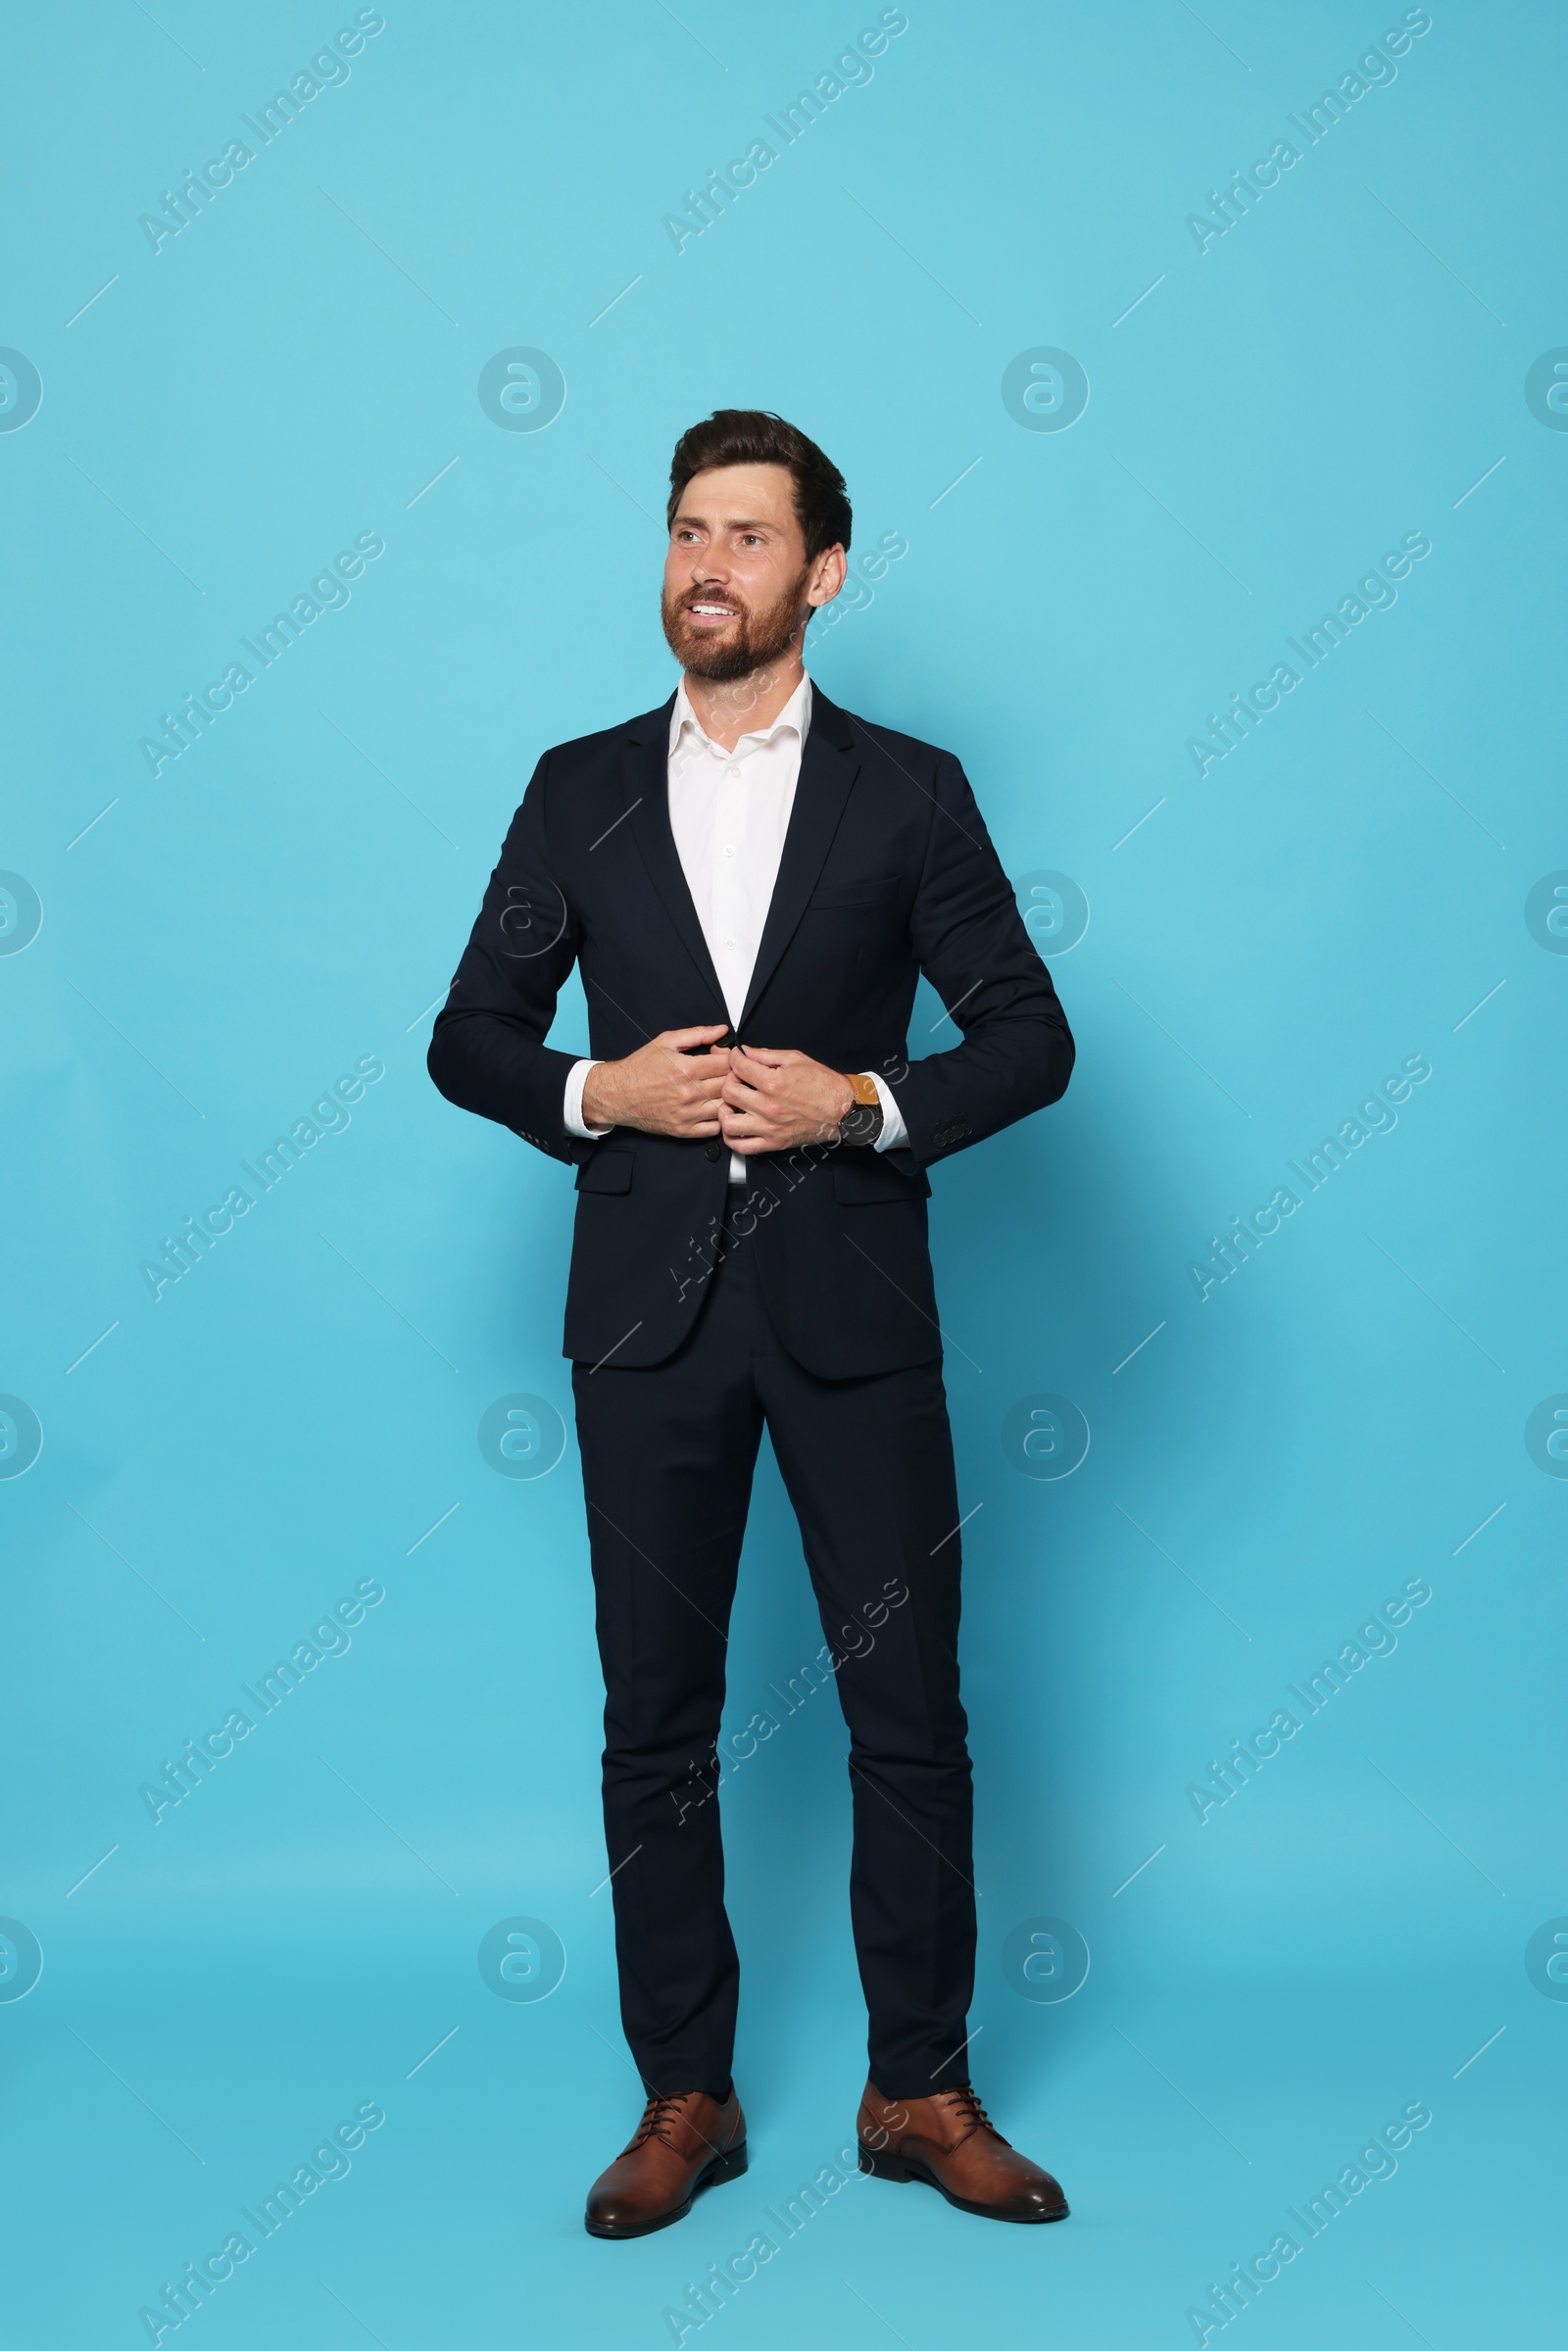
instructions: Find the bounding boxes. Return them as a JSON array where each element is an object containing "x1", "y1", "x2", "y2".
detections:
[
  {"x1": 738, "y1": 687, "x2": 860, "y2": 1035},
  {"x1": 619, "y1": 699, "x2": 730, "y2": 1025}
]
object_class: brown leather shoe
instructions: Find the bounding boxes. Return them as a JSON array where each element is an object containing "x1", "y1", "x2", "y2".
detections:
[
  {"x1": 858, "y1": 2082, "x2": 1068, "y2": 2223},
  {"x1": 585, "y1": 2087, "x2": 747, "y2": 2239}
]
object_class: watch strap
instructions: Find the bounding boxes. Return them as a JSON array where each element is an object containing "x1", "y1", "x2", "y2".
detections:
[{"x1": 839, "y1": 1072, "x2": 885, "y2": 1148}]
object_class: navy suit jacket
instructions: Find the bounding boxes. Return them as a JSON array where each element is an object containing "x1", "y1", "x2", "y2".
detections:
[{"x1": 427, "y1": 686, "x2": 1074, "y2": 1374}]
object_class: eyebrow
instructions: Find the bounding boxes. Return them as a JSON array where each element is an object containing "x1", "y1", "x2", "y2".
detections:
[{"x1": 672, "y1": 514, "x2": 779, "y2": 532}]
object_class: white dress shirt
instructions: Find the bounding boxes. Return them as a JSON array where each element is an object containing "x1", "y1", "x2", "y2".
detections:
[{"x1": 564, "y1": 670, "x2": 906, "y2": 1179}]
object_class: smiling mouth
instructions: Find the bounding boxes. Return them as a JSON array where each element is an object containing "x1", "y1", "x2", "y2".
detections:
[{"x1": 687, "y1": 602, "x2": 740, "y2": 621}]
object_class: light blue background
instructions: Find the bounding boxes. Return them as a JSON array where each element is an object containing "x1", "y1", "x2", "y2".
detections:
[{"x1": 3, "y1": 3, "x2": 1563, "y2": 2344}]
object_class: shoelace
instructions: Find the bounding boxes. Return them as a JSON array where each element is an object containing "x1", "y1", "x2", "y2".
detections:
[
  {"x1": 627, "y1": 2091, "x2": 716, "y2": 2156},
  {"x1": 933, "y1": 2085, "x2": 1007, "y2": 2148}
]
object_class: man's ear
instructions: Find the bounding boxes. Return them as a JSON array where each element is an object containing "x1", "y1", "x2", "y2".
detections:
[{"x1": 808, "y1": 544, "x2": 848, "y2": 608}]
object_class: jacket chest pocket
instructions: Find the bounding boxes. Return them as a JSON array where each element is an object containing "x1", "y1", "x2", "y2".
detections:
[{"x1": 808, "y1": 873, "x2": 902, "y2": 912}]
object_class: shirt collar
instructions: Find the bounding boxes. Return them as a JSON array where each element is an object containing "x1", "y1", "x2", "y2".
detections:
[{"x1": 669, "y1": 669, "x2": 812, "y2": 759}]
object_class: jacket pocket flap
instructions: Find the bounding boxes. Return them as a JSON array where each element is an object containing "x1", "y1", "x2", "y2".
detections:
[
  {"x1": 808, "y1": 873, "x2": 902, "y2": 909},
  {"x1": 575, "y1": 1149, "x2": 634, "y2": 1195},
  {"x1": 832, "y1": 1156, "x2": 930, "y2": 1204}
]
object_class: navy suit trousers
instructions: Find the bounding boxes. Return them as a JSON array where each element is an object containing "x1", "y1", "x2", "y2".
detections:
[{"x1": 572, "y1": 1204, "x2": 976, "y2": 2101}]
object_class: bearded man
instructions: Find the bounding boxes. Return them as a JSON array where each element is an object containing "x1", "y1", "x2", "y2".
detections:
[{"x1": 429, "y1": 410, "x2": 1075, "y2": 2236}]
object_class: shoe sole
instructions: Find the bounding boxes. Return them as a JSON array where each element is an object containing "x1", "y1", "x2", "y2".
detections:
[
  {"x1": 858, "y1": 2141, "x2": 1068, "y2": 2224},
  {"x1": 584, "y1": 2141, "x2": 748, "y2": 2239}
]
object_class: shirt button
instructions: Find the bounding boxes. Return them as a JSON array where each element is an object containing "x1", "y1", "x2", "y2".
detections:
[
  {"x1": 725, "y1": 766, "x2": 740, "y2": 780},
  {"x1": 722, "y1": 845, "x2": 737, "y2": 857}
]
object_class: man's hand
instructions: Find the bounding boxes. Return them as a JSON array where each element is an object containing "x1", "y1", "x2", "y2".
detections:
[
  {"x1": 582, "y1": 1026, "x2": 732, "y2": 1137},
  {"x1": 719, "y1": 1045, "x2": 856, "y2": 1154}
]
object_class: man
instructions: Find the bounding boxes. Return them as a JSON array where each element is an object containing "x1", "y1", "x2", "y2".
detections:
[{"x1": 429, "y1": 411, "x2": 1075, "y2": 2235}]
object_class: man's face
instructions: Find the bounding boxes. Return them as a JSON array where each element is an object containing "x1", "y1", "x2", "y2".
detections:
[{"x1": 662, "y1": 463, "x2": 842, "y2": 681}]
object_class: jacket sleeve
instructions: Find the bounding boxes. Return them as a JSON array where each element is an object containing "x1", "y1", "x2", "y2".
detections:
[
  {"x1": 885, "y1": 752, "x2": 1075, "y2": 1167},
  {"x1": 426, "y1": 754, "x2": 585, "y2": 1162}
]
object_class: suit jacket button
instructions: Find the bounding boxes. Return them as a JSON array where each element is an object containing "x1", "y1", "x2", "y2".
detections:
[{"x1": 705, "y1": 1142, "x2": 721, "y2": 1161}]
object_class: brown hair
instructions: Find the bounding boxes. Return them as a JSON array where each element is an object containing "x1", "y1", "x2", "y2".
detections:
[{"x1": 666, "y1": 409, "x2": 853, "y2": 560}]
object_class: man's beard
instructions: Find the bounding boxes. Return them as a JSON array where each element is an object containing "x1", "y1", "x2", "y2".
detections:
[{"x1": 661, "y1": 568, "x2": 809, "y2": 682}]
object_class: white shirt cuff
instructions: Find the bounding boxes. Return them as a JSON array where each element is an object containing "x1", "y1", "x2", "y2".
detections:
[
  {"x1": 564, "y1": 1058, "x2": 612, "y2": 1139},
  {"x1": 868, "y1": 1072, "x2": 907, "y2": 1152}
]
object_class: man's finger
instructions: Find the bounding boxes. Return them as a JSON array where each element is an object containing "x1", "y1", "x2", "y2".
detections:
[{"x1": 662, "y1": 1024, "x2": 732, "y2": 1052}]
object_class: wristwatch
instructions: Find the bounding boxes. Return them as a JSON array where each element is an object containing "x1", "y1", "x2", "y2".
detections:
[{"x1": 837, "y1": 1070, "x2": 884, "y2": 1149}]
